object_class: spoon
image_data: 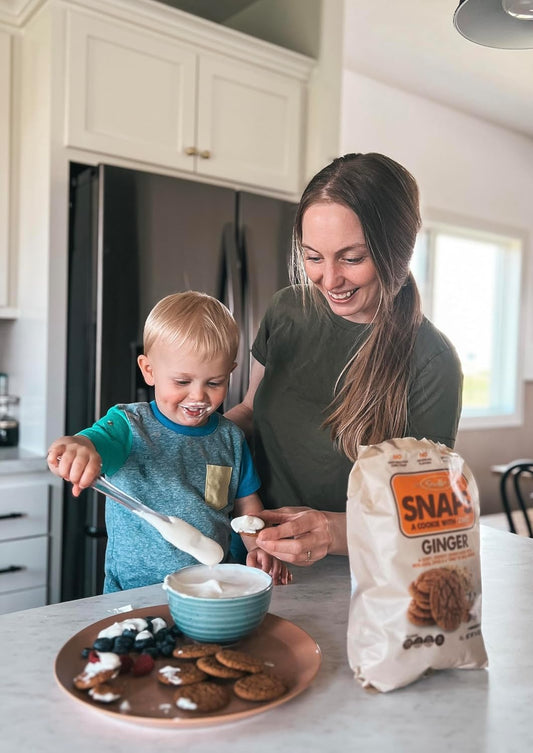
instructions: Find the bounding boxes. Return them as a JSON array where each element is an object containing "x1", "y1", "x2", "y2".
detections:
[
  {"x1": 91, "y1": 476, "x2": 171, "y2": 522},
  {"x1": 91, "y1": 476, "x2": 224, "y2": 567}
]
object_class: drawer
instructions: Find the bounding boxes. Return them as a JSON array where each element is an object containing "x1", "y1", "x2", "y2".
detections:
[
  {"x1": 0, "y1": 586, "x2": 47, "y2": 615},
  {"x1": 0, "y1": 482, "x2": 49, "y2": 541},
  {"x1": 0, "y1": 535, "x2": 48, "y2": 595}
]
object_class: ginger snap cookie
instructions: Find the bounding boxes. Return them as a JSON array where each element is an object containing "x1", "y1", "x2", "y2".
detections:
[
  {"x1": 196, "y1": 655, "x2": 244, "y2": 679},
  {"x1": 407, "y1": 601, "x2": 435, "y2": 627},
  {"x1": 233, "y1": 672, "x2": 287, "y2": 702},
  {"x1": 73, "y1": 651, "x2": 121, "y2": 689},
  {"x1": 173, "y1": 643, "x2": 222, "y2": 660},
  {"x1": 174, "y1": 681, "x2": 231, "y2": 713},
  {"x1": 157, "y1": 663, "x2": 207, "y2": 686},
  {"x1": 215, "y1": 649, "x2": 265, "y2": 674}
]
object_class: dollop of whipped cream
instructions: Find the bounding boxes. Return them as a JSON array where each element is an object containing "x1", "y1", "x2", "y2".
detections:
[
  {"x1": 136, "y1": 510, "x2": 224, "y2": 567},
  {"x1": 159, "y1": 665, "x2": 186, "y2": 685},
  {"x1": 230, "y1": 515, "x2": 265, "y2": 535},
  {"x1": 82, "y1": 651, "x2": 121, "y2": 677},
  {"x1": 98, "y1": 617, "x2": 150, "y2": 639},
  {"x1": 89, "y1": 684, "x2": 121, "y2": 703}
]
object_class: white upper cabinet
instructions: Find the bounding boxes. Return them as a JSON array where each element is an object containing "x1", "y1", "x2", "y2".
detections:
[
  {"x1": 65, "y1": 11, "x2": 308, "y2": 194},
  {"x1": 0, "y1": 29, "x2": 11, "y2": 312},
  {"x1": 196, "y1": 54, "x2": 302, "y2": 192},
  {"x1": 66, "y1": 13, "x2": 197, "y2": 173}
]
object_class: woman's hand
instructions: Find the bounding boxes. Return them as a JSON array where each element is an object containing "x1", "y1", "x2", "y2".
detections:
[{"x1": 254, "y1": 507, "x2": 348, "y2": 565}]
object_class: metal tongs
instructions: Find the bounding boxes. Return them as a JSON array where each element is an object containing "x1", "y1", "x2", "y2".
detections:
[{"x1": 91, "y1": 476, "x2": 172, "y2": 523}]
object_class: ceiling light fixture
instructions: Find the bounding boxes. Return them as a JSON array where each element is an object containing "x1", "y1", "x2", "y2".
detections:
[{"x1": 454, "y1": 0, "x2": 533, "y2": 48}]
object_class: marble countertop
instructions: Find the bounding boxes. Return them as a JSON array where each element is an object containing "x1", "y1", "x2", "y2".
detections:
[
  {"x1": 0, "y1": 446, "x2": 48, "y2": 474},
  {"x1": 2, "y1": 525, "x2": 533, "y2": 753}
]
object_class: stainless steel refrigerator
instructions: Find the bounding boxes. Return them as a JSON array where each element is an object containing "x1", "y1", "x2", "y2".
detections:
[{"x1": 63, "y1": 163, "x2": 296, "y2": 600}]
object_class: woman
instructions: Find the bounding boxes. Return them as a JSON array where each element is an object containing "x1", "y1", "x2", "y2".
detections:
[{"x1": 226, "y1": 153, "x2": 462, "y2": 566}]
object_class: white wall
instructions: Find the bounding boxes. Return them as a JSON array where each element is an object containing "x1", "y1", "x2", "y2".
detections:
[{"x1": 340, "y1": 69, "x2": 533, "y2": 513}]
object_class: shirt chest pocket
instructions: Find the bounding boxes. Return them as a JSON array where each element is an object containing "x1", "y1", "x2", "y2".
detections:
[{"x1": 205, "y1": 465, "x2": 233, "y2": 510}]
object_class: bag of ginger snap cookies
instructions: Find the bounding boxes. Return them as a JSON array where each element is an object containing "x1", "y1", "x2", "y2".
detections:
[{"x1": 346, "y1": 437, "x2": 488, "y2": 692}]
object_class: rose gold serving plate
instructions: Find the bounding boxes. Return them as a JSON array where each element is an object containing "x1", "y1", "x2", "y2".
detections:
[{"x1": 54, "y1": 606, "x2": 321, "y2": 728}]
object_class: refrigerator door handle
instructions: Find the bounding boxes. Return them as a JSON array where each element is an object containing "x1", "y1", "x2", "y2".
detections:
[
  {"x1": 239, "y1": 224, "x2": 254, "y2": 397},
  {"x1": 222, "y1": 223, "x2": 245, "y2": 408}
]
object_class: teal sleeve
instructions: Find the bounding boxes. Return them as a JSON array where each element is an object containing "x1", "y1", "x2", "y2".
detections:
[
  {"x1": 236, "y1": 439, "x2": 261, "y2": 499},
  {"x1": 77, "y1": 406, "x2": 133, "y2": 475}
]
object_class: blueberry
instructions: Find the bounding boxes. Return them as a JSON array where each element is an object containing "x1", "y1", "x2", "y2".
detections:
[
  {"x1": 134, "y1": 634, "x2": 155, "y2": 651},
  {"x1": 81, "y1": 647, "x2": 92, "y2": 658},
  {"x1": 93, "y1": 637, "x2": 113, "y2": 652},
  {"x1": 169, "y1": 624, "x2": 182, "y2": 637},
  {"x1": 159, "y1": 643, "x2": 175, "y2": 657},
  {"x1": 142, "y1": 646, "x2": 159, "y2": 658},
  {"x1": 113, "y1": 635, "x2": 134, "y2": 654},
  {"x1": 122, "y1": 628, "x2": 137, "y2": 640},
  {"x1": 154, "y1": 628, "x2": 170, "y2": 644}
]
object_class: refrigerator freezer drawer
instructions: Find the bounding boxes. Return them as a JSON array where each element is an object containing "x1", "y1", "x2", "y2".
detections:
[{"x1": 0, "y1": 535, "x2": 48, "y2": 595}]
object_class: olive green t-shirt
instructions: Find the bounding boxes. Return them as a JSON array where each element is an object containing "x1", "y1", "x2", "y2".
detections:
[{"x1": 251, "y1": 287, "x2": 463, "y2": 513}]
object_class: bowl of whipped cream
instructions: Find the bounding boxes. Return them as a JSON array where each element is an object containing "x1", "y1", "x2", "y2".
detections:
[{"x1": 163, "y1": 563, "x2": 273, "y2": 643}]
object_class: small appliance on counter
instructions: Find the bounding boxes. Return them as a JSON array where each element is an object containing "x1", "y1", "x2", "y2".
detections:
[{"x1": 0, "y1": 373, "x2": 20, "y2": 448}]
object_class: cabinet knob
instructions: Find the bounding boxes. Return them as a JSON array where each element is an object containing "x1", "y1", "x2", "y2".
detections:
[
  {"x1": 199, "y1": 150, "x2": 211, "y2": 159},
  {"x1": 185, "y1": 146, "x2": 198, "y2": 156}
]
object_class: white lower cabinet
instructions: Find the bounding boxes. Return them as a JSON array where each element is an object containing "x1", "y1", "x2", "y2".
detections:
[{"x1": 0, "y1": 480, "x2": 50, "y2": 614}]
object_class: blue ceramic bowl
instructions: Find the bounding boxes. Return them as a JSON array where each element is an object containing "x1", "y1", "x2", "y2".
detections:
[{"x1": 163, "y1": 563, "x2": 273, "y2": 643}]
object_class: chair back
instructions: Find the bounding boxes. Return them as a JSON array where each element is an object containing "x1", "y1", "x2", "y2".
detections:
[{"x1": 499, "y1": 460, "x2": 533, "y2": 537}]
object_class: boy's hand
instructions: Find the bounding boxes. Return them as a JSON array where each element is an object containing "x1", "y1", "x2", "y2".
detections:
[
  {"x1": 246, "y1": 548, "x2": 292, "y2": 586},
  {"x1": 47, "y1": 436, "x2": 102, "y2": 497}
]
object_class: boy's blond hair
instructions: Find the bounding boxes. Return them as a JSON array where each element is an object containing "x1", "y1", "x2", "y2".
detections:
[{"x1": 143, "y1": 291, "x2": 239, "y2": 361}]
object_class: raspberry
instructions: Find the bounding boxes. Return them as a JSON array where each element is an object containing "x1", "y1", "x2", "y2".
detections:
[
  {"x1": 119, "y1": 655, "x2": 134, "y2": 674},
  {"x1": 88, "y1": 650, "x2": 100, "y2": 663},
  {"x1": 131, "y1": 654, "x2": 155, "y2": 677}
]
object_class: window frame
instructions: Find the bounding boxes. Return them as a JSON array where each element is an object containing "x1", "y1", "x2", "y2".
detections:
[{"x1": 414, "y1": 210, "x2": 527, "y2": 431}]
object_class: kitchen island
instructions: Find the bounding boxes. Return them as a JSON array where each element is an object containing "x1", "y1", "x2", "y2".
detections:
[{"x1": 2, "y1": 525, "x2": 532, "y2": 753}]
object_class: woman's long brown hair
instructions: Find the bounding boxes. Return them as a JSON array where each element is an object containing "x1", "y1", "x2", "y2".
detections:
[{"x1": 290, "y1": 153, "x2": 423, "y2": 462}]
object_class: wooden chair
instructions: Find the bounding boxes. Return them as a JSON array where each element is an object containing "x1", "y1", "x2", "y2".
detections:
[{"x1": 499, "y1": 460, "x2": 533, "y2": 537}]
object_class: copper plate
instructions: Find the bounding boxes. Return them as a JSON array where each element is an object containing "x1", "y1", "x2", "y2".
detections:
[{"x1": 54, "y1": 606, "x2": 321, "y2": 727}]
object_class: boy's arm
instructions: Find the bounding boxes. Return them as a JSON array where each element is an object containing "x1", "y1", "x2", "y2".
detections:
[
  {"x1": 47, "y1": 406, "x2": 132, "y2": 496},
  {"x1": 77, "y1": 405, "x2": 132, "y2": 475}
]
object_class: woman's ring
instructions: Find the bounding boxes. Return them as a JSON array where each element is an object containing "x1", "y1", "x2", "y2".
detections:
[{"x1": 306, "y1": 550, "x2": 312, "y2": 562}]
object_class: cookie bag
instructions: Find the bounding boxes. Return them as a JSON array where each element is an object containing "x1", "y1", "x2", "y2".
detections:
[{"x1": 346, "y1": 437, "x2": 488, "y2": 692}]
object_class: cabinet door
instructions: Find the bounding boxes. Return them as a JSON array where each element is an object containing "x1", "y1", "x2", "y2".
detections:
[
  {"x1": 65, "y1": 12, "x2": 197, "y2": 171},
  {"x1": 196, "y1": 54, "x2": 303, "y2": 194},
  {"x1": 0, "y1": 30, "x2": 10, "y2": 309},
  {"x1": 0, "y1": 481, "x2": 49, "y2": 542}
]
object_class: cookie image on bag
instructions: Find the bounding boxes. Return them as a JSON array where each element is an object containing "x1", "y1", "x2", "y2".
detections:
[{"x1": 407, "y1": 567, "x2": 468, "y2": 631}]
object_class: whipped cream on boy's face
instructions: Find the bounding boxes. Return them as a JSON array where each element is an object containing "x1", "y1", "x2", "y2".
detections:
[{"x1": 137, "y1": 344, "x2": 236, "y2": 427}]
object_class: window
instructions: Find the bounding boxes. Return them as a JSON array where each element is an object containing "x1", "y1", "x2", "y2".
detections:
[{"x1": 411, "y1": 217, "x2": 523, "y2": 428}]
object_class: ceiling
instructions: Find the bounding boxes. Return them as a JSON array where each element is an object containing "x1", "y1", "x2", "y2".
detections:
[
  {"x1": 163, "y1": 0, "x2": 533, "y2": 141},
  {"x1": 342, "y1": 0, "x2": 533, "y2": 140},
  {"x1": 160, "y1": 0, "x2": 258, "y2": 24}
]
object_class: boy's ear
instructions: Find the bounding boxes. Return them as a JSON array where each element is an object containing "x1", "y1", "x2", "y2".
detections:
[{"x1": 137, "y1": 354, "x2": 155, "y2": 386}]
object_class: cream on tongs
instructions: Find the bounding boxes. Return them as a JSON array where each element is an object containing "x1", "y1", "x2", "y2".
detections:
[{"x1": 91, "y1": 476, "x2": 224, "y2": 567}]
